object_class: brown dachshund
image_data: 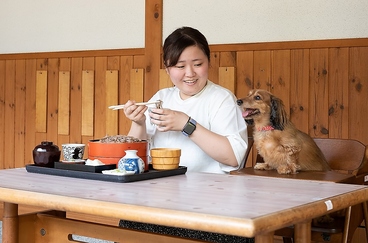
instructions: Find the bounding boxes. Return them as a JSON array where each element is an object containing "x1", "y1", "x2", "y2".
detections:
[{"x1": 237, "y1": 89, "x2": 330, "y2": 174}]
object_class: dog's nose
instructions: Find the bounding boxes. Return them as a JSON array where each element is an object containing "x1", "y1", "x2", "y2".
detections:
[{"x1": 236, "y1": 99, "x2": 243, "y2": 106}]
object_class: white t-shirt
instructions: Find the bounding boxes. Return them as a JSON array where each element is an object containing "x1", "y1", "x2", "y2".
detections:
[{"x1": 146, "y1": 80, "x2": 248, "y2": 174}]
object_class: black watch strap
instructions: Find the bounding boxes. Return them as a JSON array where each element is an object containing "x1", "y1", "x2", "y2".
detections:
[{"x1": 182, "y1": 117, "x2": 197, "y2": 137}]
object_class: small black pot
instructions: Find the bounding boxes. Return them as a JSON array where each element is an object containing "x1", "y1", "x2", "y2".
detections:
[{"x1": 33, "y1": 141, "x2": 61, "y2": 167}]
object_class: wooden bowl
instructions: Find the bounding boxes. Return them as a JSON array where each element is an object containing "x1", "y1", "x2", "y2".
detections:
[{"x1": 150, "y1": 148, "x2": 181, "y2": 170}]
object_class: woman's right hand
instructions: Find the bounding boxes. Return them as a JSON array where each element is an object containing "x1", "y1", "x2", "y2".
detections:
[{"x1": 123, "y1": 100, "x2": 148, "y2": 125}]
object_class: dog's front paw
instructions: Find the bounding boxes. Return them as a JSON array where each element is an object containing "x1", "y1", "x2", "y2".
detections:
[
  {"x1": 276, "y1": 163, "x2": 300, "y2": 174},
  {"x1": 276, "y1": 167, "x2": 294, "y2": 174},
  {"x1": 254, "y1": 163, "x2": 272, "y2": 170}
]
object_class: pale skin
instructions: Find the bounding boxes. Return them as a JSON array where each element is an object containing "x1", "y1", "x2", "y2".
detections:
[{"x1": 123, "y1": 45, "x2": 238, "y2": 167}]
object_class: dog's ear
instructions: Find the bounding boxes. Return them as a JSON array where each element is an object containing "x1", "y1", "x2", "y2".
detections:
[{"x1": 270, "y1": 96, "x2": 287, "y2": 130}]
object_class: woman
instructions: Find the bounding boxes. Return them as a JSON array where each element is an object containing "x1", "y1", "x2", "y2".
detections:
[
  {"x1": 121, "y1": 27, "x2": 253, "y2": 243},
  {"x1": 123, "y1": 26, "x2": 248, "y2": 174}
]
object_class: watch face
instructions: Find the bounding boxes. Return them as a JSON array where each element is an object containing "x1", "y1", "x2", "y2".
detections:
[
  {"x1": 184, "y1": 123, "x2": 196, "y2": 135},
  {"x1": 182, "y1": 118, "x2": 197, "y2": 136},
  {"x1": 183, "y1": 122, "x2": 196, "y2": 135}
]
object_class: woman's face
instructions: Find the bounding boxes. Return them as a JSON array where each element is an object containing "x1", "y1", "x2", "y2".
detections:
[{"x1": 166, "y1": 45, "x2": 209, "y2": 100}]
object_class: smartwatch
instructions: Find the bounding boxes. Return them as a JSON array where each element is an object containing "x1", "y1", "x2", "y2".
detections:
[{"x1": 182, "y1": 117, "x2": 197, "y2": 137}]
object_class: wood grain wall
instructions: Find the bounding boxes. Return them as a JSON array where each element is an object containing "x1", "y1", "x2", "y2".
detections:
[{"x1": 0, "y1": 38, "x2": 367, "y2": 169}]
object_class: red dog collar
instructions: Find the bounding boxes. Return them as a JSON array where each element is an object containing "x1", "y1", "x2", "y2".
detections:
[{"x1": 258, "y1": 125, "x2": 275, "y2": 131}]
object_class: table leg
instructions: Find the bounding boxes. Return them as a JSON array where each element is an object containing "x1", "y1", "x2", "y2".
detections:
[
  {"x1": 363, "y1": 201, "x2": 368, "y2": 240},
  {"x1": 294, "y1": 219, "x2": 311, "y2": 243},
  {"x1": 2, "y1": 202, "x2": 19, "y2": 243},
  {"x1": 255, "y1": 232, "x2": 274, "y2": 243}
]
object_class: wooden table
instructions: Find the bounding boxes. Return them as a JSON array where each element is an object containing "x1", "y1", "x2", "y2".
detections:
[
  {"x1": 231, "y1": 167, "x2": 368, "y2": 241},
  {"x1": 0, "y1": 168, "x2": 368, "y2": 243}
]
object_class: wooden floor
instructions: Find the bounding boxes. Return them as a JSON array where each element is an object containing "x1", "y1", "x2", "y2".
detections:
[{"x1": 0, "y1": 202, "x2": 366, "y2": 243}]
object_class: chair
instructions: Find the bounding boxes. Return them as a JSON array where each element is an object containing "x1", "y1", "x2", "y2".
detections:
[
  {"x1": 275, "y1": 138, "x2": 368, "y2": 243},
  {"x1": 314, "y1": 138, "x2": 368, "y2": 176}
]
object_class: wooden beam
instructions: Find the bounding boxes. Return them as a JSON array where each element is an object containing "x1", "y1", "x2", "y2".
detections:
[{"x1": 144, "y1": 0, "x2": 163, "y2": 100}]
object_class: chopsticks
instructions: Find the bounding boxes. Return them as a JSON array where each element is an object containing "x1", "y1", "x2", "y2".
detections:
[{"x1": 108, "y1": 100, "x2": 162, "y2": 110}]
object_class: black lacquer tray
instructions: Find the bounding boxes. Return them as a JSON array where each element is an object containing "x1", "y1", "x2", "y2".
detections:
[
  {"x1": 26, "y1": 164, "x2": 187, "y2": 183},
  {"x1": 54, "y1": 161, "x2": 116, "y2": 173}
]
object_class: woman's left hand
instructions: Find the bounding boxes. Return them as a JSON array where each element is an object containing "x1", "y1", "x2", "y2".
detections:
[{"x1": 149, "y1": 108, "x2": 189, "y2": 132}]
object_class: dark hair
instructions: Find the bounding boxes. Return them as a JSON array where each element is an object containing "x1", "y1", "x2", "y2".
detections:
[{"x1": 163, "y1": 27, "x2": 210, "y2": 67}]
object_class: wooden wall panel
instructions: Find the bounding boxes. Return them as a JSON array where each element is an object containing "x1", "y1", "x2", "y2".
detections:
[
  {"x1": 81, "y1": 71, "x2": 94, "y2": 137},
  {"x1": 290, "y1": 49, "x2": 310, "y2": 133},
  {"x1": 4, "y1": 60, "x2": 16, "y2": 168},
  {"x1": 46, "y1": 58, "x2": 59, "y2": 144},
  {"x1": 107, "y1": 56, "x2": 120, "y2": 70},
  {"x1": 118, "y1": 56, "x2": 133, "y2": 136},
  {"x1": 58, "y1": 71, "x2": 71, "y2": 135},
  {"x1": 219, "y1": 67, "x2": 235, "y2": 93},
  {"x1": 0, "y1": 39, "x2": 367, "y2": 169},
  {"x1": 81, "y1": 57, "x2": 95, "y2": 147},
  {"x1": 328, "y1": 48, "x2": 349, "y2": 139},
  {"x1": 254, "y1": 51, "x2": 271, "y2": 90},
  {"x1": 309, "y1": 49, "x2": 329, "y2": 138},
  {"x1": 94, "y1": 57, "x2": 107, "y2": 139},
  {"x1": 209, "y1": 52, "x2": 220, "y2": 84},
  {"x1": 14, "y1": 60, "x2": 26, "y2": 168},
  {"x1": 0, "y1": 60, "x2": 5, "y2": 169},
  {"x1": 219, "y1": 52, "x2": 236, "y2": 67},
  {"x1": 36, "y1": 59, "x2": 48, "y2": 71},
  {"x1": 235, "y1": 51, "x2": 253, "y2": 99},
  {"x1": 133, "y1": 55, "x2": 145, "y2": 69},
  {"x1": 271, "y1": 50, "x2": 290, "y2": 110},
  {"x1": 130, "y1": 69, "x2": 144, "y2": 102},
  {"x1": 70, "y1": 58, "x2": 83, "y2": 143},
  {"x1": 35, "y1": 71, "x2": 47, "y2": 133},
  {"x1": 57, "y1": 58, "x2": 71, "y2": 147},
  {"x1": 159, "y1": 69, "x2": 172, "y2": 89},
  {"x1": 59, "y1": 58, "x2": 71, "y2": 72},
  {"x1": 35, "y1": 57, "x2": 48, "y2": 154},
  {"x1": 349, "y1": 47, "x2": 368, "y2": 143},
  {"x1": 24, "y1": 59, "x2": 37, "y2": 165},
  {"x1": 105, "y1": 70, "x2": 119, "y2": 136}
]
